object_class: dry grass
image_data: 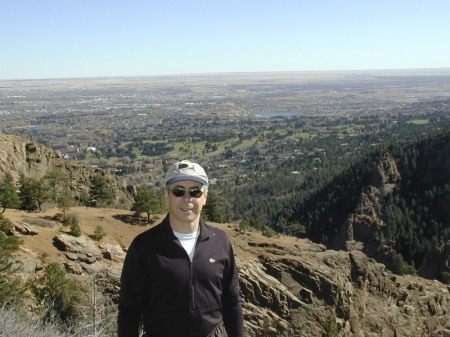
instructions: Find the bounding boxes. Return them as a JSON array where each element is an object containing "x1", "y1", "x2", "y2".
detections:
[
  {"x1": 4, "y1": 206, "x2": 158, "y2": 264},
  {"x1": 3, "y1": 205, "x2": 302, "y2": 264}
]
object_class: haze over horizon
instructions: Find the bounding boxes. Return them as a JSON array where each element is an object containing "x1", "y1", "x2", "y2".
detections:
[{"x1": 2, "y1": 0, "x2": 450, "y2": 81}]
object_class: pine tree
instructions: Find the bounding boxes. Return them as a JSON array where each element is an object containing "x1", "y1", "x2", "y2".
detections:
[
  {"x1": 131, "y1": 185, "x2": 161, "y2": 223},
  {"x1": 203, "y1": 190, "x2": 222, "y2": 223},
  {"x1": 0, "y1": 173, "x2": 20, "y2": 214},
  {"x1": 239, "y1": 216, "x2": 249, "y2": 233},
  {"x1": 0, "y1": 218, "x2": 25, "y2": 305},
  {"x1": 19, "y1": 175, "x2": 42, "y2": 211},
  {"x1": 57, "y1": 191, "x2": 74, "y2": 220},
  {"x1": 44, "y1": 170, "x2": 68, "y2": 204},
  {"x1": 17, "y1": 175, "x2": 52, "y2": 212},
  {"x1": 35, "y1": 178, "x2": 51, "y2": 212},
  {"x1": 90, "y1": 173, "x2": 113, "y2": 207},
  {"x1": 222, "y1": 199, "x2": 233, "y2": 223}
]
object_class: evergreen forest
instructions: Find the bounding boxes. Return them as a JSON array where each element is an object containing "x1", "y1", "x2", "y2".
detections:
[{"x1": 225, "y1": 126, "x2": 450, "y2": 282}]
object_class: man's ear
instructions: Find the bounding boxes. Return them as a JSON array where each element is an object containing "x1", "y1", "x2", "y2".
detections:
[{"x1": 202, "y1": 190, "x2": 208, "y2": 205}]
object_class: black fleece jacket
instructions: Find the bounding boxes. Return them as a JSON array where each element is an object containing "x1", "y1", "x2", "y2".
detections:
[{"x1": 118, "y1": 215, "x2": 244, "y2": 337}]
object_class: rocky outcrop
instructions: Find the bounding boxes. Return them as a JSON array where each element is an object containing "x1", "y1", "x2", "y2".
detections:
[
  {"x1": 0, "y1": 135, "x2": 63, "y2": 181},
  {"x1": 332, "y1": 187, "x2": 385, "y2": 252},
  {"x1": 98, "y1": 242, "x2": 127, "y2": 263},
  {"x1": 7, "y1": 210, "x2": 450, "y2": 337},
  {"x1": 370, "y1": 152, "x2": 401, "y2": 188},
  {"x1": 54, "y1": 233, "x2": 104, "y2": 261},
  {"x1": 236, "y1": 239, "x2": 450, "y2": 337},
  {"x1": 330, "y1": 153, "x2": 399, "y2": 253},
  {"x1": 11, "y1": 222, "x2": 39, "y2": 236},
  {"x1": 348, "y1": 189, "x2": 385, "y2": 240},
  {"x1": 0, "y1": 134, "x2": 134, "y2": 207}
]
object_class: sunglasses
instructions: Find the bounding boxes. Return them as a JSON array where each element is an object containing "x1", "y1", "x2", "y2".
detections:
[{"x1": 169, "y1": 186, "x2": 204, "y2": 198}]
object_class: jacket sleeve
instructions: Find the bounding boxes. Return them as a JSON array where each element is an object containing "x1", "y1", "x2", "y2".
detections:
[
  {"x1": 117, "y1": 244, "x2": 148, "y2": 337},
  {"x1": 221, "y1": 241, "x2": 244, "y2": 337}
]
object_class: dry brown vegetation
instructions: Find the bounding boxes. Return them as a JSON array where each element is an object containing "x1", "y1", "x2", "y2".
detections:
[
  {"x1": 5, "y1": 203, "x2": 310, "y2": 274},
  {"x1": 5, "y1": 207, "x2": 152, "y2": 261}
]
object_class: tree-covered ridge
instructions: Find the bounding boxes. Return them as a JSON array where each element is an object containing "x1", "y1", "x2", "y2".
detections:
[
  {"x1": 228, "y1": 127, "x2": 450, "y2": 281},
  {"x1": 383, "y1": 131, "x2": 450, "y2": 266},
  {"x1": 297, "y1": 129, "x2": 450, "y2": 246}
]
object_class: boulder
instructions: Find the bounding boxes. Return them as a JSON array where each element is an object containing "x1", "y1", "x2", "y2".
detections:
[
  {"x1": 13, "y1": 222, "x2": 39, "y2": 236},
  {"x1": 53, "y1": 233, "x2": 103, "y2": 262},
  {"x1": 99, "y1": 242, "x2": 126, "y2": 262}
]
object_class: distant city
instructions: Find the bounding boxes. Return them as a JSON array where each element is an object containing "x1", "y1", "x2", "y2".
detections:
[{"x1": 1, "y1": 70, "x2": 449, "y2": 188}]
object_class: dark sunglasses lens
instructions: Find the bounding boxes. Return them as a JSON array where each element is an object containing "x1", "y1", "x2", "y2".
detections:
[
  {"x1": 170, "y1": 187, "x2": 203, "y2": 198},
  {"x1": 171, "y1": 187, "x2": 186, "y2": 197},
  {"x1": 189, "y1": 189, "x2": 203, "y2": 198}
]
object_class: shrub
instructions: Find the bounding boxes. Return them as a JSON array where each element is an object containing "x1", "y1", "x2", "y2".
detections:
[
  {"x1": 440, "y1": 271, "x2": 450, "y2": 285},
  {"x1": 62, "y1": 213, "x2": 78, "y2": 227},
  {"x1": 70, "y1": 222, "x2": 81, "y2": 237},
  {"x1": 389, "y1": 253, "x2": 416, "y2": 275},
  {"x1": 0, "y1": 215, "x2": 14, "y2": 233},
  {"x1": 262, "y1": 226, "x2": 277, "y2": 238},
  {"x1": 93, "y1": 225, "x2": 106, "y2": 241},
  {"x1": 0, "y1": 303, "x2": 119, "y2": 337},
  {"x1": 0, "y1": 233, "x2": 25, "y2": 305},
  {"x1": 0, "y1": 305, "x2": 69, "y2": 337},
  {"x1": 32, "y1": 263, "x2": 82, "y2": 324},
  {"x1": 239, "y1": 218, "x2": 249, "y2": 233},
  {"x1": 61, "y1": 213, "x2": 79, "y2": 227},
  {"x1": 323, "y1": 313, "x2": 338, "y2": 337}
]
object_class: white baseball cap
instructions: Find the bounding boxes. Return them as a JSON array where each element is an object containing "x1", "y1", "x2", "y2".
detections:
[{"x1": 164, "y1": 160, "x2": 208, "y2": 187}]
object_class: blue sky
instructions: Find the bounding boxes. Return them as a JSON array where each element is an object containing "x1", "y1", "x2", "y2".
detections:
[{"x1": 1, "y1": 0, "x2": 450, "y2": 80}]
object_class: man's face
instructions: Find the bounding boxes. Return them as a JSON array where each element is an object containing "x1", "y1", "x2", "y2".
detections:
[{"x1": 166, "y1": 180, "x2": 207, "y2": 227}]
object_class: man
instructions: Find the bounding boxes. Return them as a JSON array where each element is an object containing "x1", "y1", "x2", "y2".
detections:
[{"x1": 118, "y1": 160, "x2": 244, "y2": 337}]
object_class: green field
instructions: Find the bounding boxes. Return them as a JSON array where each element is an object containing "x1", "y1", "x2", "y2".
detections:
[{"x1": 407, "y1": 119, "x2": 429, "y2": 125}]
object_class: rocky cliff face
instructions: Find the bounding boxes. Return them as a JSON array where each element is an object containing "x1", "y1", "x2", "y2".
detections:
[
  {"x1": 345, "y1": 153, "x2": 399, "y2": 247},
  {"x1": 7, "y1": 208, "x2": 450, "y2": 337},
  {"x1": 236, "y1": 235, "x2": 450, "y2": 337},
  {"x1": 0, "y1": 134, "x2": 134, "y2": 207}
]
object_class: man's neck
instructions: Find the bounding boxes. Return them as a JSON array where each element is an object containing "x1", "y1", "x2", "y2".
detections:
[{"x1": 169, "y1": 214, "x2": 200, "y2": 234}]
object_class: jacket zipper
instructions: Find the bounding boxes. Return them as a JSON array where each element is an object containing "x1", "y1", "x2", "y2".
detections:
[
  {"x1": 189, "y1": 261, "x2": 196, "y2": 311},
  {"x1": 189, "y1": 236, "x2": 204, "y2": 311},
  {"x1": 177, "y1": 231, "x2": 205, "y2": 312}
]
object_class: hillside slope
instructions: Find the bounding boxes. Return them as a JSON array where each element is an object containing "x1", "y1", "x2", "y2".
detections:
[
  {"x1": 0, "y1": 134, "x2": 134, "y2": 207},
  {"x1": 264, "y1": 129, "x2": 450, "y2": 282},
  {"x1": 4, "y1": 206, "x2": 450, "y2": 337},
  {"x1": 1, "y1": 133, "x2": 450, "y2": 336}
]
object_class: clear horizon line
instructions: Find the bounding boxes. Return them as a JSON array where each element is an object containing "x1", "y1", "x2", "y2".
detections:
[{"x1": 1, "y1": 67, "x2": 450, "y2": 82}]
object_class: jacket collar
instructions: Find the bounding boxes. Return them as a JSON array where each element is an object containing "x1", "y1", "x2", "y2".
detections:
[{"x1": 160, "y1": 214, "x2": 214, "y2": 242}]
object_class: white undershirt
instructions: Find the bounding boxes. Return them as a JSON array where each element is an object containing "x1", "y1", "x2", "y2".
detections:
[{"x1": 173, "y1": 230, "x2": 200, "y2": 261}]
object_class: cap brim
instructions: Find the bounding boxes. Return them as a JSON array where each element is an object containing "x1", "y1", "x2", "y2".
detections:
[{"x1": 166, "y1": 176, "x2": 208, "y2": 186}]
